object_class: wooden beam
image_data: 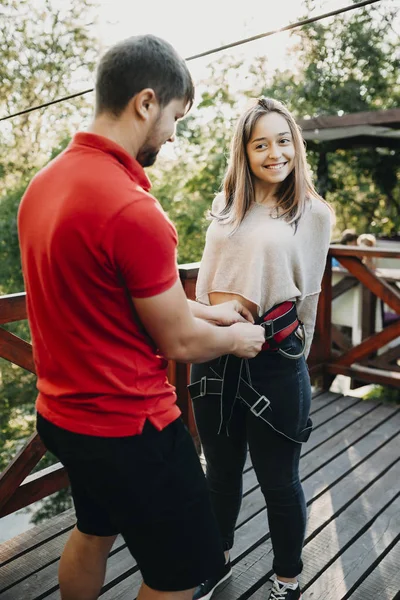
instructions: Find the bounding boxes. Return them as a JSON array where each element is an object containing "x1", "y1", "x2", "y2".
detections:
[
  {"x1": 331, "y1": 325, "x2": 352, "y2": 352},
  {"x1": 178, "y1": 263, "x2": 200, "y2": 280},
  {"x1": 338, "y1": 257, "x2": 400, "y2": 314},
  {"x1": 0, "y1": 433, "x2": 46, "y2": 512},
  {"x1": 175, "y1": 273, "x2": 200, "y2": 452},
  {"x1": 330, "y1": 246, "x2": 400, "y2": 259},
  {"x1": 0, "y1": 293, "x2": 27, "y2": 324},
  {"x1": 0, "y1": 327, "x2": 35, "y2": 373},
  {"x1": 310, "y1": 260, "x2": 333, "y2": 390},
  {"x1": 361, "y1": 286, "x2": 377, "y2": 342},
  {"x1": 332, "y1": 275, "x2": 359, "y2": 300},
  {"x1": 326, "y1": 363, "x2": 400, "y2": 387},
  {"x1": 367, "y1": 345, "x2": 400, "y2": 371},
  {"x1": 334, "y1": 319, "x2": 400, "y2": 366},
  {"x1": 299, "y1": 108, "x2": 400, "y2": 131},
  {"x1": 0, "y1": 463, "x2": 70, "y2": 518}
]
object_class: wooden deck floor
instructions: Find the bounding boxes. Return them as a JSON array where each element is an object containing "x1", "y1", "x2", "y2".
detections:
[{"x1": 0, "y1": 391, "x2": 399, "y2": 600}]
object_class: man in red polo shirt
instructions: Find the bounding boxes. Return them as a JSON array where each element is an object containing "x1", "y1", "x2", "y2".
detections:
[{"x1": 18, "y1": 34, "x2": 264, "y2": 600}]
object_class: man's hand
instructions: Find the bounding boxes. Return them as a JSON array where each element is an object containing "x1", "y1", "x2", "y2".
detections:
[
  {"x1": 230, "y1": 322, "x2": 265, "y2": 358},
  {"x1": 205, "y1": 300, "x2": 255, "y2": 326}
]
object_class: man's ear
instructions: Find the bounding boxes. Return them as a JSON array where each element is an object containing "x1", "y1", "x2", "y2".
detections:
[{"x1": 131, "y1": 88, "x2": 158, "y2": 122}]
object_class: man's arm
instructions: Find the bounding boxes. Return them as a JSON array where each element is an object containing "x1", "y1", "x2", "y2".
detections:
[
  {"x1": 133, "y1": 280, "x2": 264, "y2": 364},
  {"x1": 188, "y1": 299, "x2": 254, "y2": 325}
]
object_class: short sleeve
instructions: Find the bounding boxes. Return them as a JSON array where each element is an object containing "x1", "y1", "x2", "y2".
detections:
[{"x1": 105, "y1": 195, "x2": 179, "y2": 298}]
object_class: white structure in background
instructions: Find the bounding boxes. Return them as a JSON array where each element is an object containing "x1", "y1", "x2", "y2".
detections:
[{"x1": 332, "y1": 240, "x2": 400, "y2": 349}]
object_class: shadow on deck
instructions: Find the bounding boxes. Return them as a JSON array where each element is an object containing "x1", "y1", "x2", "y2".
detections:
[{"x1": 0, "y1": 390, "x2": 399, "y2": 600}]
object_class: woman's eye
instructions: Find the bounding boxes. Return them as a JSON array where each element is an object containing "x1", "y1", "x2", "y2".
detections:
[
  {"x1": 280, "y1": 138, "x2": 290, "y2": 144},
  {"x1": 255, "y1": 144, "x2": 266, "y2": 150}
]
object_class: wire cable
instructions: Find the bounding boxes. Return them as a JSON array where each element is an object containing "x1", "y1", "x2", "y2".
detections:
[{"x1": 0, "y1": 0, "x2": 383, "y2": 122}]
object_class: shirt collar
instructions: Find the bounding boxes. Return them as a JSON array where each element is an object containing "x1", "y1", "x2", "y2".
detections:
[{"x1": 71, "y1": 132, "x2": 152, "y2": 192}]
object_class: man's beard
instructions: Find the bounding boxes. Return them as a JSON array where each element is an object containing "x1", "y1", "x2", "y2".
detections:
[
  {"x1": 138, "y1": 112, "x2": 162, "y2": 167},
  {"x1": 136, "y1": 146, "x2": 159, "y2": 167}
]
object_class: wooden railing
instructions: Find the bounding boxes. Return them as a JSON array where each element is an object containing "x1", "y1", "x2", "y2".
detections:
[
  {"x1": 311, "y1": 245, "x2": 400, "y2": 389},
  {"x1": 0, "y1": 248, "x2": 399, "y2": 519}
]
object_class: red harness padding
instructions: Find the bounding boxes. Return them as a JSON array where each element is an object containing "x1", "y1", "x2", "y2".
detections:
[{"x1": 259, "y1": 301, "x2": 300, "y2": 351}]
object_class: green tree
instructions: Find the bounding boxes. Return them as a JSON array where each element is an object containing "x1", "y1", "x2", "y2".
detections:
[
  {"x1": 262, "y1": 0, "x2": 400, "y2": 235},
  {"x1": 0, "y1": 0, "x2": 98, "y2": 190}
]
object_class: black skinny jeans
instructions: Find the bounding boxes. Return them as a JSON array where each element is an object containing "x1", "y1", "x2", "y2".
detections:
[{"x1": 190, "y1": 332, "x2": 312, "y2": 578}]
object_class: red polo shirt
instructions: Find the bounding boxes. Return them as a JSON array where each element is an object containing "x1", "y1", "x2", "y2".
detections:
[{"x1": 18, "y1": 132, "x2": 180, "y2": 436}]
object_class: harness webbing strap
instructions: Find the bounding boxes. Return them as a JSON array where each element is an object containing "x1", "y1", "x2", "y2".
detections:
[{"x1": 188, "y1": 302, "x2": 312, "y2": 443}]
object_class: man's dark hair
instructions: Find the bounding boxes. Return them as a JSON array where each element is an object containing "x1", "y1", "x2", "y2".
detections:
[{"x1": 95, "y1": 34, "x2": 194, "y2": 116}]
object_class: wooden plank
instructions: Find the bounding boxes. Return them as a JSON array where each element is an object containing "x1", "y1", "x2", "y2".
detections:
[
  {"x1": 302, "y1": 399, "x2": 383, "y2": 459},
  {"x1": 331, "y1": 324, "x2": 352, "y2": 352},
  {"x1": 367, "y1": 345, "x2": 400, "y2": 371},
  {"x1": 0, "y1": 328, "x2": 35, "y2": 373},
  {"x1": 361, "y1": 286, "x2": 377, "y2": 343},
  {"x1": 0, "y1": 434, "x2": 46, "y2": 513},
  {"x1": 217, "y1": 435, "x2": 400, "y2": 600},
  {"x1": 300, "y1": 109, "x2": 400, "y2": 132},
  {"x1": 178, "y1": 263, "x2": 200, "y2": 280},
  {"x1": 310, "y1": 391, "x2": 344, "y2": 413},
  {"x1": 347, "y1": 541, "x2": 400, "y2": 599},
  {"x1": 339, "y1": 256, "x2": 400, "y2": 314},
  {"x1": 333, "y1": 319, "x2": 400, "y2": 367},
  {"x1": 310, "y1": 258, "x2": 332, "y2": 389},
  {"x1": 0, "y1": 294, "x2": 27, "y2": 324},
  {"x1": 330, "y1": 246, "x2": 400, "y2": 260},
  {"x1": 0, "y1": 531, "x2": 128, "y2": 595},
  {"x1": 0, "y1": 529, "x2": 71, "y2": 594},
  {"x1": 332, "y1": 276, "x2": 358, "y2": 301},
  {"x1": 301, "y1": 462, "x2": 400, "y2": 590},
  {"x1": 300, "y1": 404, "x2": 398, "y2": 475},
  {"x1": 0, "y1": 508, "x2": 75, "y2": 567},
  {"x1": 310, "y1": 395, "x2": 360, "y2": 429},
  {"x1": 327, "y1": 363, "x2": 400, "y2": 387},
  {"x1": 0, "y1": 463, "x2": 70, "y2": 518},
  {"x1": 247, "y1": 440, "x2": 400, "y2": 600},
  {"x1": 305, "y1": 493, "x2": 400, "y2": 599}
]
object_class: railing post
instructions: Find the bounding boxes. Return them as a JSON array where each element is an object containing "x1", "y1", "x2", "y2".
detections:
[
  {"x1": 176, "y1": 264, "x2": 201, "y2": 452},
  {"x1": 314, "y1": 257, "x2": 334, "y2": 391}
]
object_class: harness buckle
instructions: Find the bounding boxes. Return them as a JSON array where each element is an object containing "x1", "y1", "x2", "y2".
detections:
[
  {"x1": 261, "y1": 320, "x2": 275, "y2": 340},
  {"x1": 250, "y1": 395, "x2": 270, "y2": 417},
  {"x1": 200, "y1": 376, "x2": 207, "y2": 397}
]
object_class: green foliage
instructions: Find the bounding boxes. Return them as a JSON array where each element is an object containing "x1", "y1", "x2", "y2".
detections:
[
  {"x1": 262, "y1": 1, "x2": 400, "y2": 235},
  {"x1": 363, "y1": 385, "x2": 400, "y2": 404},
  {"x1": 0, "y1": 0, "x2": 97, "y2": 190},
  {"x1": 0, "y1": 185, "x2": 26, "y2": 295}
]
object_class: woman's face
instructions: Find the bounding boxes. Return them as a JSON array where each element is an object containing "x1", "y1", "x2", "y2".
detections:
[{"x1": 246, "y1": 112, "x2": 295, "y2": 186}]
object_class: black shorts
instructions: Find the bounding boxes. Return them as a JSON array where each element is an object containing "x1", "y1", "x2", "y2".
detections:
[{"x1": 37, "y1": 413, "x2": 225, "y2": 591}]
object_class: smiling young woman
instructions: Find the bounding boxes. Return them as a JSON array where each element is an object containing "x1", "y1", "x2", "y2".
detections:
[{"x1": 190, "y1": 97, "x2": 334, "y2": 600}]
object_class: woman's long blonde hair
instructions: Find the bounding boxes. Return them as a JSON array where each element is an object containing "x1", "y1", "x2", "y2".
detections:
[{"x1": 215, "y1": 97, "x2": 324, "y2": 229}]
